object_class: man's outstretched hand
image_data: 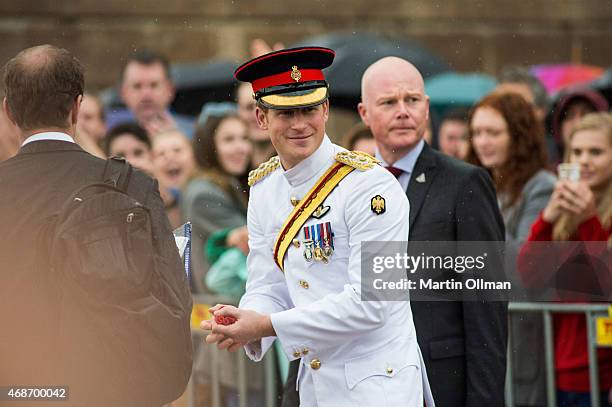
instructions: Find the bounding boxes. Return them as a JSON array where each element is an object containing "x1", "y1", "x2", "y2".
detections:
[{"x1": 200, "y1": 304, "x2": 275, "y2": 352}]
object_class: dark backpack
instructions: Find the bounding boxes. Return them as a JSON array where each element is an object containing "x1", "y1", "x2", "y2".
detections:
[{"x1": 40, "y1": 157, "x2": 192, "y2": 406}]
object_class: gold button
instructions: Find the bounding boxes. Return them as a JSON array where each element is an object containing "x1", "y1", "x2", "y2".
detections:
[
  {"x1": 386, "y1": 367, "x2": 394, "y2": 375},
  {"x1": 310, "y1": 359, "x2": 321, "y2": 370},
  {"x1": 290, "y1": 197, "x2": 300, "y2": 206},
  {"x1": 292, "y1": 239, "x2": 300, "y2": 248},
  {"x1": 299, "y1": 280, "x2": 309, "y2": 289},
  {"x1": 302, "y1": 348, "x2": 309, "y2": 355},
  {"x1": 293, "y1": 351, "x2": 301, "y2": 358}
]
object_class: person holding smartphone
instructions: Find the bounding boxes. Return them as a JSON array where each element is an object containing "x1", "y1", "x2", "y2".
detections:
[{"x1": 519, "y1": 112, "x2": 612, "y2": 407}]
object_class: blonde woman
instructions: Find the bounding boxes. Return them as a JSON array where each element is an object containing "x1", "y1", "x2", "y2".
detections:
[{"x1": 520, "y1": 112, "x2": 612, "y2": 406}]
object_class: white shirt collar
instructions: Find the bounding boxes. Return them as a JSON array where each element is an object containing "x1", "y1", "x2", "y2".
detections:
[
  {"x1": 22, "y1": 132, "x2": 75, "y2": 147},
  {"x1": 283, "y1": 135, "x2": 335, "y2": 186}
]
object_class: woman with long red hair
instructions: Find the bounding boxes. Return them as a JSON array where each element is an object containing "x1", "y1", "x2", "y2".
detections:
[{"x1": 467, "y1": 90, "x2": 556, "y2": 406}]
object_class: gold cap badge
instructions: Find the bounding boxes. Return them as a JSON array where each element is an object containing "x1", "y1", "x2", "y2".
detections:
[{"x1": 290, "y1": 65, "x2": 302, "y2": 82}]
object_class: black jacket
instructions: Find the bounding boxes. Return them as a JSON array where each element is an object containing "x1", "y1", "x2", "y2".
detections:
[
  {"x1": 407, "y1": 144, "x2": 507, "y2": 407},
  {"x1": 0, "y1": 140, "x2": 193, "y2": 406}
]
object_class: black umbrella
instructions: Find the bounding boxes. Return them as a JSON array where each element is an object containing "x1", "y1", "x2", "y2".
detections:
[
  {"x1": 100, "y1": 59, "x2": 239, "y2": 117},
  {"x1": 171, "y1": 60, "x2": 239, "y2": 116},
  {"x1": 292, "y1": 32, "x2": 451, "y2": 110},
  {"x1": 586, "y1": 67, "x2": 612, "y2": 105}
]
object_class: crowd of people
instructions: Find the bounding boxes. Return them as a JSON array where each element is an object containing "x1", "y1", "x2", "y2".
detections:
[{"x1": 1, "y1": 40, "x2": 610, "y2": 407}]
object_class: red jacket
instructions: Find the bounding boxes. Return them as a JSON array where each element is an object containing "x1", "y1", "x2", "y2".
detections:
[{"x1": 519, "y1": 213, "x2": 612, "y2": 392}]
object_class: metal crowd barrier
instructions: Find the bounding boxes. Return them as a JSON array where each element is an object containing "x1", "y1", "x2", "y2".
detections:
[
  {"x1": 184, "y1": 297, "x2": 609, "y2": 407},
  {"x1": 506, "y1": 302, "x2": 611, "y2": 407},
  {"x1": 185, "y1": 294, "x2": 278, "y2": 407}
]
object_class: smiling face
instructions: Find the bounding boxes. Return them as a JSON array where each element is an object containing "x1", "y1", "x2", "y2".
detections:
[
  {"x1": 152, "y1": 132, "x2": 195, "y2": 188},
  {"x1": 214, "y1": 117, "x2": 252, "y2": 176},
  {"x1": 108, "y1": 133, "x2": 154, "y2": 175},
  {"x1": 470, "y1": 106, "x2": 512, "y2": 170},
  {"x1": 358, "y1": 57, "x2": 429, "y2": 163},
  {"x1": 569, "y1": 128, "x2": 612, "y2": 191},
  {"x1": 255, "y1": 101, "x2": 329, "y2": 169}
]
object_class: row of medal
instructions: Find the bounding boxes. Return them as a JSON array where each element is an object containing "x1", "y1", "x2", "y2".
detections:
[{"x1": 301, "y1": 222, "x2": 334, "y2": 263}]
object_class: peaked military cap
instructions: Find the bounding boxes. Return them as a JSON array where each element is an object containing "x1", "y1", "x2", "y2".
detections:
[{"x1": 234, "y1": 46, "x2": 335, "y2": 109}]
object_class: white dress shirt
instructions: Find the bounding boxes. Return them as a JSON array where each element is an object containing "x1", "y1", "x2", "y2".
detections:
[{"x1": 375, "y1": 139, "x2": 424, "y2": 191}]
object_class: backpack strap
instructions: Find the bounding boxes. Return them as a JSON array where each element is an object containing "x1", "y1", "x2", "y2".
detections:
[{"x1": 103, "y1": 157, "x2": 133, "y2": 192}]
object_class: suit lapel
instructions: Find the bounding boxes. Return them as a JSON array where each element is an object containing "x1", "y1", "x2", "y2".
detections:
[{"x1": 406, "y1": 143, "x2": 437, "y2": 229}]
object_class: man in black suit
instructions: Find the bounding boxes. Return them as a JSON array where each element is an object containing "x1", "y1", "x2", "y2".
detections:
[
  {"x1": 358, "y1": 56, "x2": 507, "y2": 406},
  {"x1": 0, "y1": 45, "x2": 192, "y2": 406}
]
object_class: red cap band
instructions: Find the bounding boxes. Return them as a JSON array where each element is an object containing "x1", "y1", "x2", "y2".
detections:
[{"x1": 251, "y1": 69, "x2": 325, "y2": 93}]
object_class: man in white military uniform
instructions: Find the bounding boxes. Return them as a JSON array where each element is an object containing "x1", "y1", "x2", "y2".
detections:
[{"x1": 202, "y1": 47, "x2": 433, "y2": 407}]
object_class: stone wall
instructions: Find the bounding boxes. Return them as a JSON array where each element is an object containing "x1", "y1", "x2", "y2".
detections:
[{"x1": 1, "y1": 0, "x2": 611, "y2": 91}]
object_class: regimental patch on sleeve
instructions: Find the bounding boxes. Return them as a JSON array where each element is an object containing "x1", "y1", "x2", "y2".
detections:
[
  {"x1": 248, "y1": 156, "x2": 281, "y2": 186},
  {"x1": 335, "y1": 150, "x2": 379, "y2": 171},
  {"x1": 371, "y1": 195, "x2": 386, "y2": 215}
]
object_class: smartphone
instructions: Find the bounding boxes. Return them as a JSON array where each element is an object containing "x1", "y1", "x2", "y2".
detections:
[{"x1": 557, "y1": 163, "x2": 580, "y2": 181}]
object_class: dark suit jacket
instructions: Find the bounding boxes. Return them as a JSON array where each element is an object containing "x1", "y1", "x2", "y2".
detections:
[
  {"x1": 407, "y1": 144, "x2": 507, "y2": 407},
  {"x1": 0, "y1": 141, "x2": 192, "y2": 406},
  {"x1": 282, "y1": 144, "x2": 507, "y2": 407}
]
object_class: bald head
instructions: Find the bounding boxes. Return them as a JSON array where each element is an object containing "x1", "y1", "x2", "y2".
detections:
[
  {"x1": 3, "y1": 44, "x2": 84, "y2": 133},
  {"x1": 361, "y1": 56, "x2": 425, "y2": 106},
  {"x1": 18, "y1": 45, "x2": 56, "y2": 67},
  {"x1": 358, "y1": 56, "x2": 430, "y2": 164}
]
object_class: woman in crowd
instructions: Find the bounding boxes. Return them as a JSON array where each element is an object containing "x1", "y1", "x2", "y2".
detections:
[
  {"x1": 152, "y1": 129, "x2": 195, "y2": 228},
  {"x1": 551, "y1": 88, "x2": 609, "y2": 162},
  {"x1": 183, "y1": 112, "x2": 268, "y2": 407},
  {"x1": 468, "y1": 91, "x2": 555, "y2": 245},
  {"x1": 104, "y1": 122, "x2": 155, "y2": 175},
  {"x1": 467, "y1": 90, "x2": 555, "y2": 406},
  {"x1": 519, "y1": 112, "x2": 612, "y2": 407},
  {"x1": 106, "y1": 122, "x2": 189, "y2": 227},
  {"x1": 181, "y1": 112, "x2": 251, "y2": 293}
]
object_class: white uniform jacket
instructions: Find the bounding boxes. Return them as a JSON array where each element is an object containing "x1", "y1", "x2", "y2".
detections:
[{"x1": 240, "y1": 136, "x2": 428, "y2": 407}]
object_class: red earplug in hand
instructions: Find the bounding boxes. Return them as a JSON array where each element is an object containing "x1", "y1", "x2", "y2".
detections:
[{"x1": 214, "y1": 314, "x2": 237, "y2": 325}]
